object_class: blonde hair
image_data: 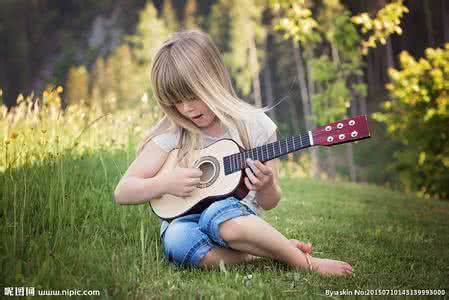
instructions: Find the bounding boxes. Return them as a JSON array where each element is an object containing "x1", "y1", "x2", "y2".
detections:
[{"x1": 136, "y1": 30, "x2": 271, "y2": 167}]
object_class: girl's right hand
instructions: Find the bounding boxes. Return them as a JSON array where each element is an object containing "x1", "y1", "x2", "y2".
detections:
[{"x1": 163, "y1": 167, "x2": 203, "y2": 197}]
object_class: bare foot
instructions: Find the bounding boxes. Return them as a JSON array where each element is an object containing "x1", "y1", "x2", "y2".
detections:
[
  {"x1": 289, "y1": 239, "x2": 313, "y2": 254},
  {"x1": 246, "y1": 240, "x2": 313, "y2": 262},
  {"x1": 309, "y1": 256, "x2": 353, "y2": 277}
]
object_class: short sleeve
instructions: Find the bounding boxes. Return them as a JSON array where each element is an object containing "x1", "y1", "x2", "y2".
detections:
[
  {"x1": 247, "y1": 112, "x2": 278, "y2": 147},
  {"x1": 151, "y1": 128, "x2": 181, "y2": 152}
]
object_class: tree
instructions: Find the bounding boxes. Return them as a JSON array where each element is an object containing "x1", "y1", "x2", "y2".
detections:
[
  {"x1": 209, "y1": 0, "x2": 266, "y2": 107},
  {"x1": 129, "y1": 1, "x2": 169, "y2": 67},
  {"x1": 162, "y1": 0, "x2": 179, "y2": 33},
  {"x1": 128, "y1": 1, "x2": 169, "y2": 102},
  {"x1": 373, "y1": 45, "x2": 449, "y2": 199},
  {"x1": 351, "y1": 0, "x2": 408, "y2": 67},
  {"x1": 184, "y1": 0, "x2": 198, "y2": 29}
]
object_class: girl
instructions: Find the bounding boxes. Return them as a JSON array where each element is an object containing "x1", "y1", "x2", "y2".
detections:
[{"x1": 114, "y1": 30, "x2": 353, "y2": 276}]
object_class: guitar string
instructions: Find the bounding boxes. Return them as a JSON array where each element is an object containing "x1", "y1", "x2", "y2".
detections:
[{"x1": 224, "y1": 132, "x2": 311, "y2": 174}]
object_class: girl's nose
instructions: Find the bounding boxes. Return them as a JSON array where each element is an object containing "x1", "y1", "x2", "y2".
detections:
[{"x1": 183, "y1": 102, "x2": 195, "y2": 112}]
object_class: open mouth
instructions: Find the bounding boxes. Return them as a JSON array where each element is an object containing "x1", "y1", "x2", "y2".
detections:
[{"x1": 192, "y1": 114, "x2": 203, "y2": 120}]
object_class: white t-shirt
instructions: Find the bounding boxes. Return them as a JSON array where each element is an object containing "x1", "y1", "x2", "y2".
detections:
[{"x1": 151, "y1": 112, "x2": 278, "y2": 237}]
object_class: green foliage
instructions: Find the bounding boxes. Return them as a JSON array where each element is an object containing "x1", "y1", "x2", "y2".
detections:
[
  {"x1": 310, "y1": 56, "x2": 351, "y2": 124},
  {"x1": 208, "y1": 0, "x2": 233, "y2": 53},
  {"x1": 351, "y1": 0, "x2": 408, "y2": 55},
  {"x1": 209, "y1": 0, "x2": 266, "y2": 98},
  {"x1": 272, "y1": 0, "x2": 366, "y2": 125},
  {"x1": 128, "y1": 1, "x2": 169, "y2": 66},
  {"x1": 373, "y1": 44, "x2": 449, "y2": 199},
  {"x1": 270, "y1": 0, "x2": 320, "y2": 46},
  {"x1": 71, "y1": 2, "x2": 170, "y2": 110}
]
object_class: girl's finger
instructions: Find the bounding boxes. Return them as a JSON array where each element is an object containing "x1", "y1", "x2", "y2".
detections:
[
  {"x1": 244, "y1": 177, "x2": 255, "y2": 191},
  {"x1": 189, "y1": 178, "x2": 200, "y2": 185},
  {"x1": 254, "y1": 160, "x2": 271, "y2": 175},
  {"x1": 247, "y1": 159, "x2": 263, "y2": 177},
  {"x1": 245, "y1": 167, "x2": 261, "y2": 186}
]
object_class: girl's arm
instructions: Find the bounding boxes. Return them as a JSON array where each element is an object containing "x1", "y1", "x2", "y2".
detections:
[
  {"x1": 255, "y1": 159, "x2": 282, "y2": 210},
  {"x1": 114, "y1": 140, "x2": 170, "y2": 205},
  {"x1": 246, "y1": 131, "x2": 282, "y2": 210}
]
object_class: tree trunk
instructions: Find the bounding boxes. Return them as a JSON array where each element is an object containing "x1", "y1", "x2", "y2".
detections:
[
  {"x1": 346, "y1": 142, "x2": 357, "y2": 182},
  {"x1": 423, "y1": 0, "x2": 435, "y2": 47},
  {"x1": 262, "y1": 43, "x2": 277, "y2": 123},
  {"x1": 357, "y1": 76, "x2": 368, "y2": 115},
  {"x1": 291, "y1": 40, "x2": 319, "y2": 178},
  {"x1": 331, "y1": 42, "x2": 356, "y2": 182},
  {"x1": 249, "y1": 36, "x2": 262, "y2": 107},
  {"x1": 385, "y1": 37, "x2": 394, "y2": 70},
  {"x1": 442, "y1": 0, "x2": 449, "y2": 42},
  {"x1": 346, "y1": 99, "x2": 358, "y2": 182},
  {"x1": 326, "y1": 147, "x2": 337, "y2": 179}
]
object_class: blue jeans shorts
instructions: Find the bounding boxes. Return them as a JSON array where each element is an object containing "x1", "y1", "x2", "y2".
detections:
[{"x1": 160, "y1": 197, "x2": 256, "y2": 267}]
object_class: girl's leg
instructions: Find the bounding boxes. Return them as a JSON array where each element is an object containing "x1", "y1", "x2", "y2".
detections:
[
  {"x1": 198, "y1": 240, "x2": 312, "y2": 268},
  {"x1": 218, "y1": 215, "x2": 353, "y2": 276},
  {"x1": 198, "y1": 198, "x2": 351, "y2": 276},
  {"x1": 198, "y1": 247, "x2": 254, "y2": 268}
]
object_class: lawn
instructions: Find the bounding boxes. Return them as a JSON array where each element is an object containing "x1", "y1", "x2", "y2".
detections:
[{"x1": 1, "y1": 147, "x2": 448, "y2": 299}]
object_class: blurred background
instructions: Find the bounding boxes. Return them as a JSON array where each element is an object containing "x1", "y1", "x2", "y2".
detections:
[{"x1": 1, "y1": 0, "x2": 448, "y2": 200}]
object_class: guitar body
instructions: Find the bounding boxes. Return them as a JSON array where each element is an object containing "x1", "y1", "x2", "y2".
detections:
[{"x1": 150, "y1": 138, "x2": 249, "y2": 220}]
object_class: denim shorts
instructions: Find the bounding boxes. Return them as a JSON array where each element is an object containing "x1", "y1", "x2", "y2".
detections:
[{"x1": 160, "y1": 197, "x2": 256, "y2": 267}]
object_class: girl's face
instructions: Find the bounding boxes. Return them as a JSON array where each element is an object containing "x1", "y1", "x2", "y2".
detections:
[{"x1": 175, "y1": 99, "x2": 217, "y2": 128}]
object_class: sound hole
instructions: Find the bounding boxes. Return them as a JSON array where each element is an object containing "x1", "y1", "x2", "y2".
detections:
[
  {"x1": 195, "y1": 156, "x2": 220, "y2": 188},
  {"x1": 198, "y1": 160, "x2": 215, "y2": 184}
]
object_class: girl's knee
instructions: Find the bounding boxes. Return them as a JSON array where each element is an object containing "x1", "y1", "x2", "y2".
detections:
[
  {"x1": 219, "y1": 217, "x2": 247, "y2": 243},
  {"x1": 198, "y1": 198, "x2": 254, "y2": 246}
]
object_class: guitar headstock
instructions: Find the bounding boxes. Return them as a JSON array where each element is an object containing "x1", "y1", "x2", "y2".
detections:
[{"x1": 312, "y1": 115, "x2": 371, "y2": 146}]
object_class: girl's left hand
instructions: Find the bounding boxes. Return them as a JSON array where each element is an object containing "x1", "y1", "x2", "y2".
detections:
[{"x1": 244, "y1": 158, "x2": 274, "y2": 192}]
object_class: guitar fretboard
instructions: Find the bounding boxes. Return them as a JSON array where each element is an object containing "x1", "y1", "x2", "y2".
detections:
[{"x1": 223, "y1": 132, "x2": 311, "y2": 175}]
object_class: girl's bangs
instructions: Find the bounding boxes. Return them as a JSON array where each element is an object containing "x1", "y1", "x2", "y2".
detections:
[{"x1": 157, "y1": 57, "x2": 197, "y2": 106}]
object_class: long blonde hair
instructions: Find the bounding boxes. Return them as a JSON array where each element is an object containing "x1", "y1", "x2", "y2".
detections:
[{"x1": 136, "y1": 30, "x2": 272, "y2": 167}]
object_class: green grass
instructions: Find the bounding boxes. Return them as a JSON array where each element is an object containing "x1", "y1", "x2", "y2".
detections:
[{"x1": 1, "y1": 147, "x2": 448, "y2": 299}]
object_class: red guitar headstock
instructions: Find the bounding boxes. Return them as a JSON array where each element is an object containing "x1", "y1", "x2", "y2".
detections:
[{"x1": 311, "y1": 115, "x2": 371, "y2": 146}]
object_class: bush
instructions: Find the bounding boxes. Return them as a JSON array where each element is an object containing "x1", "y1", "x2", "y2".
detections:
[{"x1": 373, "y1": 44, "x2": 449, "y2": 199}]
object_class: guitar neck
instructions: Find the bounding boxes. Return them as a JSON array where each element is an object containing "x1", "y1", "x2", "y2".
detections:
[
  {"x1": 223, "y1": 115, "x2": 371, "y2": 175},
  {"x1": 223, "y1": 132, "x2": 312, "y2": 175}
]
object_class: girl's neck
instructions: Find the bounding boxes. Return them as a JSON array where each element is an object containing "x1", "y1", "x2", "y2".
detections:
[{"x1": 200, "y1": 116, "x2": 226, "y2": 138}]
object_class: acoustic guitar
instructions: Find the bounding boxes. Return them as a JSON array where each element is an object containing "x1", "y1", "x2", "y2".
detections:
[{"x1": 150, "y1": 115, "x2": 371, "y2": 220}]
